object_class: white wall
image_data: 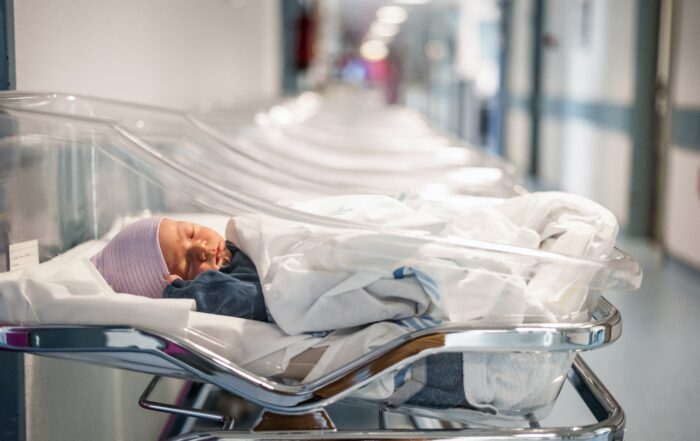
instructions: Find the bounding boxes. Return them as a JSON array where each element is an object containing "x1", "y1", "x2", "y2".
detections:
[
  {"x1": 11, "y1": 1, "x2": 281, "y2": 439},
  {"x1": 542, "y1": 0, "x2": 635, "y2": 104},
  {"x1": 13, "y1": 0, "x2": 281, "y2": 109},
  {"x1": 664, "y1": 148, "x2": 700, "y2": 268},
  {"x1": 540, "y1": 117, "x2": 633, "y2": 224},
  {"x1": 504, "y1": 0, "x2": 636, "y2": 224},
  {"x1": 663, "y1": 0, "x2": 700, "y2": 269},
  {"x1": 538, "y1": 0, "x2": 636, "y2": 224}
]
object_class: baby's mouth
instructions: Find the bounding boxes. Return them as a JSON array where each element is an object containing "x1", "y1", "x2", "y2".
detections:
[
  {"x1": 215, "y1": 243, "x2": 231, "y2": 267},
  {"x1": 220, "y1": 244, "x2": 232, "y2": 266}
]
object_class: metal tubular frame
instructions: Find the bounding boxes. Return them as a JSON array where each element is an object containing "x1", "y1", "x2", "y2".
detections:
[
  {"x1": 162, "y1": 356, "x2": 623, "y2": 440},
  {"x1": 140, "y1": 376, "x2": 236, "y2": 430},
  {"x1": 1, "y1": 297, "x2": 620, "y2": 414}
]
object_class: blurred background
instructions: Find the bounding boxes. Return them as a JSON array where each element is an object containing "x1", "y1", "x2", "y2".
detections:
[
  {"x1": 277, "y1": 0, "x2": 694, "y2": 259},
  {"x1": 0, "y1": 0, "x2": 698, "y2": 440},
  {"x1": 8, "y1": 0, "x2": 696, "y2": 264}
]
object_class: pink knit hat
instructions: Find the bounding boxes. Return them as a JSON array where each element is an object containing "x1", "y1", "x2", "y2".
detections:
[{"x1": 90, "y1": 217, "x2": 169, "y2": 298}]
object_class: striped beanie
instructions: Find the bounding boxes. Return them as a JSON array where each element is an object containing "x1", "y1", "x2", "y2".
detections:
[{"x1": 90, "y1": 217, "x2": 169, "y2": 298}]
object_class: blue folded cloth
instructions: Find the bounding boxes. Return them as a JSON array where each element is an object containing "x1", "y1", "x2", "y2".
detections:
[{"x1": 404, "y1": 353, "x2": 467, "y2": 409}]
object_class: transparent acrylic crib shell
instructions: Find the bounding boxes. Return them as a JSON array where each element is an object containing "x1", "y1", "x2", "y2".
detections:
[
  {"x1": 197, "y1": 91, "x2": 523, "y2": 197},
  {"x1": 0, "y1": 92, "x2": 638, "y2": 424},
  {"x1": 0, "y1": 91, "x2": 642, "y2": 296},
  {"x1": 0, "y1": 296, "x2": 622, "y2": 425},
  {"x1": 0, "y1": 91, "x2": 522, "y2": 200}
]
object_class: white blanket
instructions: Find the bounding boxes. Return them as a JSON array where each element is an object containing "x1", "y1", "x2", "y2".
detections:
[
  {"x1": 0, "y1": 238, "x2": 324, "y2": 372},
  {"x1": 228, "y1": 192, "x2": 618, "y2": 336},
  {"x1": 0, "y1": 250, "x2": 569, "y2": 411},
  {"x1": 0, "y1": 193, "x2": 619, "y2": 414}
]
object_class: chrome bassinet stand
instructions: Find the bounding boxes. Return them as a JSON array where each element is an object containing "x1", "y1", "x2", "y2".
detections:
[
  {"x1": 0, "y1": 297, "x2": 624, "y2": 441},
  {"x1": 161, "y1": 357, "x2": 622, "y2": 441}
]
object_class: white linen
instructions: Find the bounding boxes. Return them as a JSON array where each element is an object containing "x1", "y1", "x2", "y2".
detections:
[
  {"x1": 0, "y1": 249, "x2": 572, "y2": 411},
  {"x1": 228, "y1": 192, "x2": 618, "y2": 336},
  {"x1": 0, "y1": 238, "x2": 409, "y2": 391},
  {"x1": 0, "y1": 238, "x2": 323, "y2": 375},
  {"x1": 462, "y1": 352, "x2": 574, "y2": 411},
  {"x1": 0, "y1": 242, "x2": 194, "y2": 339}
]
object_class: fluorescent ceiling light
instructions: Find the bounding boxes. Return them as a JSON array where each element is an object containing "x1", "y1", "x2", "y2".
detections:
[
  {"x1": 360, "y1": 39, "x2": 389, "y2": 61},
  {"x1": 376, "y1": 5, "x2": 408, "y2": 24},
  {"x1": 369, "y1": 21, "x2": 400, "y2": 38}
]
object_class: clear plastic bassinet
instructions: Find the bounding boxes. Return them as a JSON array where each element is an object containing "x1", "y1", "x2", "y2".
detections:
[
  {"x1": 0, "y1": 93, "x2": 641, "y2": 437},
  {"x1": 0, "y1": 91, "x2": 521, "y2": 200},
  {"x1": 199, "y1": 90, "x2": 521, "y2": 198}
]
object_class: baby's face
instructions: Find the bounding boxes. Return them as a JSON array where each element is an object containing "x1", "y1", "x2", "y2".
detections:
[{"x1": 158, "y1": 218, "x2": 232, "y2": 280}]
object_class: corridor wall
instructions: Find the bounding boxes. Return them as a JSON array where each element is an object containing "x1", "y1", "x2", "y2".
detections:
[{"x1": 663, "y1": 0, "x2": 700, "y2": 269}]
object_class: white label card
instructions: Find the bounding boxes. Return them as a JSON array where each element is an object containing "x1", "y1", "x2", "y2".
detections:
[{"x1": 9, "y1": 239, "x2": 39, "y2": 271}]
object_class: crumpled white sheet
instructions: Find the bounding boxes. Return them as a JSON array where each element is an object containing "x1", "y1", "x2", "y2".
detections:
[
  {"x1": 461, "y1": 352, "x2": 575, "y2": 412},
  {"x1": 0, "y1": 250, "x2": 572, "y2": 413},
  {"x1": 229, "y1": 192, "x2": 618, "y2": 336},
  {"x1": 0, "y1": 242, "x2": 187, "y2": 336},
  {"x1": 419, "y1": 191, "x2": 619, "y2": 321},
  {"x1": 0, "y1": 240, "x2": 411, "y2": 393},
  {"x1": 225, "y1": 192, "x2": 618, "y2": 411}
]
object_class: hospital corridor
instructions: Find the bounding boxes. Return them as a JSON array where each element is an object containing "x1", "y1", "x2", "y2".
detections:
[{"x1": 0, "y1": 1, "x2": 698, "y2": 440}]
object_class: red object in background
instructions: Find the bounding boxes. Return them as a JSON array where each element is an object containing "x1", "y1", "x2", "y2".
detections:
[
  {"x1": 365, "y1": 59, "x2": 390, "y2": 82},
  {"x1": 295, "y1": 8, "x2": 315, "y2": 71},
  {"x1": 365, "y1": 55, "x2": 401, "y2": 104}
]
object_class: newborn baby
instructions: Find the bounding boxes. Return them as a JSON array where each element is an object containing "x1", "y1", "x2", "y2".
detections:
[{"x1": 90, "y1": 217, "x2": 269, "y2": 321}]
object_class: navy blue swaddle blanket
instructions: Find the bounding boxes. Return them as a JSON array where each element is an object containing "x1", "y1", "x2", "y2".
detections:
[{"x1": 163, "y1": 241, "x2": 270, "y2": 322}]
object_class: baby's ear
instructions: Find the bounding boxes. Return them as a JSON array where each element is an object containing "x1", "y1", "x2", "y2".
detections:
[{"x1": 166, "y1": 274, "x2": 182, "y2": 284}]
